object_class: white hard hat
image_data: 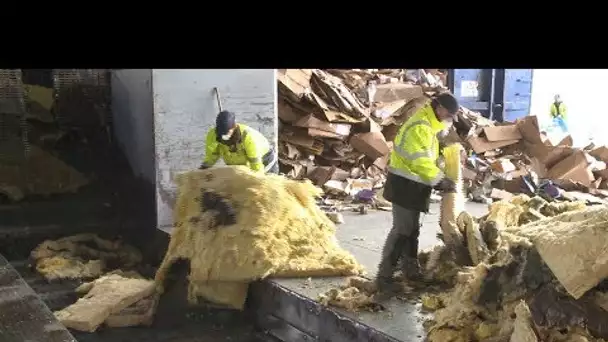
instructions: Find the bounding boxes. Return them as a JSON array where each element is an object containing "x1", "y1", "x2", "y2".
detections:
[{"x1": 554, "y1": 94, "x2": 561, "y2": 101}]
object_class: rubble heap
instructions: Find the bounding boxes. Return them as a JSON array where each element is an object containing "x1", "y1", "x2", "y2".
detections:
[
  {"x1": 421, "y1": 197, "x2": 608, "y2": 342},
  {"x1": 455, "y1": 113, "x2": 608, "y2": 206},
  {"x1": 277, "y1": 69, "x2": 608, "y2": 212},
  {"x1": 320, "y1": 196, "x2": 608, "y2": 341},
  {"x1": 277, "y1": 69, "x2": 448, "y2": 214}
]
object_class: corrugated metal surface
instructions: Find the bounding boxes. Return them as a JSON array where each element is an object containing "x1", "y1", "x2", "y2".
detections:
[
  {"x1": 0, "y1": 69, "x2": 28, "y2": 163},
  {"x1": 52, "y1": 69, "x2": 111, "y2": 134},
  {"x1": 448, "y1": 69, "x2": 533, "y2": 122}
]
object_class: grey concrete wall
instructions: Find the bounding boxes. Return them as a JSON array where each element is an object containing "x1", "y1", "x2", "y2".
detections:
[
  {"x1": 111, "y1": 69, "x2": 156, "y2": 183},
  {"x1": 152, "y1": 69, "x2": 276, "y2": 231}
]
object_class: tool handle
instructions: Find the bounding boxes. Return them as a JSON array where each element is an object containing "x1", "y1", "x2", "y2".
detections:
[{"x1": 213, "y1": 87, "x2": 224, "y2": 112}]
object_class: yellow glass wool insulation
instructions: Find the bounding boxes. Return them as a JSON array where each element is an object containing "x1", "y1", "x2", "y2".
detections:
[
  {"x1": 486, "y1": 201, "x2": 524, "y2": 229},
  {"x1": 154, "y1": 166, "x2": 364, "y2": 310},
  {"x1": 439, "y1": 144, "x2": 468, "y2": 264},
  {"x1": 31, "y1": 233, "x2": 143, "y2": 281},
  {"x1": 509, "y1": 206, "x2": 608, "y2": 299}
]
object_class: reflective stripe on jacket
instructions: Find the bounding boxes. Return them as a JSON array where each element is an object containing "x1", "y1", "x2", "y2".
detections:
[
  {"x1": 550, "y1": 102, "x2": 567, "y2": 119},
  {"x1": 203, "y1": 124, "x2": 270, "y2": 172},
  {"x1": 388, "y1": 104, "x2": 447, "y2": 186}
]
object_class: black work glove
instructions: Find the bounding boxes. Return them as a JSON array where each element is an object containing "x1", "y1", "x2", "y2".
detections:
[
  {"x1": 435, "y1": 178, "x2": 456, "y2": 193},
  {"x1": 199, "y1": 164, "x2": 209, "y2": 170}
]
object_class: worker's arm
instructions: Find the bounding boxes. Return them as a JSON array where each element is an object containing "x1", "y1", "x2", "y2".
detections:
[
  {"x1": 243, "y1": 134, "x2": 264, "y2": 172},
  {"x1": 401, "y1": 125, "x2": 444, "y2": 186},
  {"x1": 201, "y1": 130, "x2": 220, "y2": 168},
  {"x1": 550, "y1": 104, "x2": 557, "y2": 116},
  {"x1": 561, "y1": 104, "x2": 567, "y2": 120}
]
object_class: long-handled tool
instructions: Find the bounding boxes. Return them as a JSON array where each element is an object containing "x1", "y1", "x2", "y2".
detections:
[{"x1": 213, "y1": 87, "x2": 223, "y2": 112}]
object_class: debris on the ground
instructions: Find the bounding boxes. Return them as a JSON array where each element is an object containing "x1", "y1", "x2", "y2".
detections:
[
  {"x1": 277, "y1": 69, "x2": 608, "y2": 215},
  {"x1": 326, "y1": 212, "x2": 345, "y2": 224},
  {"x1": 54, "y1": 273, "x2": 157, "y2": 332},
  {"x1": 104, "y1": 292, "x2": 160, "y2": 328},
  {"x1": 31, "y1": 234, "x2": 142, "y2": 281},
  {"x1": 317, "y1": 193, "x2": 608, "y2": 341},
  {"x1": 154, "y1": 167, "x2": 364, "y2": 310},
  {"x1": 277, "y1": 69, "x2": 448, "y2": 215},
  {"x1": 421, "y1": 197, "x2": 608, "y2": 341},
  {"x1": 318, "y1": 276, "x2": 384, "y2": 312}
]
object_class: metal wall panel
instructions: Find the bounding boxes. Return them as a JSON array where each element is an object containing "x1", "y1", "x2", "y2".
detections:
[
  {"x1": 503, "y1": 69, "x2": 533, "y2": 122},
  {"x1": 448, "y1": 69, "x2": 533, "y2": 122}
]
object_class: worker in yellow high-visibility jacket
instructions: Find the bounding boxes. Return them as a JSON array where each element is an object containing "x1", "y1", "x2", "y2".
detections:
[
  {"x1": 376, "y1": 92, "x2": 459, "y2": 294},
  {"x1": 550, "y1": 94, "x2": 568, "y2": 133},
  {"x1": 200, "y1": 111, "x2": 278, "y2": 173}
]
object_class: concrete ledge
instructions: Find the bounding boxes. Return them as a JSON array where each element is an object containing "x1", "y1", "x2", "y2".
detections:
[{"x1": 0, "y1": 253, "x2": 76, "y2": 342}]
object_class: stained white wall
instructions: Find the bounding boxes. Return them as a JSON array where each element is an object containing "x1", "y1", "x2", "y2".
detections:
[
  {"x1": 152, "y1": 69, "x2": 277, "y2": 232},
  {"x1": 530, "y1": 69, "x2": 607, "y2": 147}
]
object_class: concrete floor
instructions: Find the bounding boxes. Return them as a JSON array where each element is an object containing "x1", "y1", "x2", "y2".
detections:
[{"x1": 271, "y1": 201, "x2": 489, "y2": 341}]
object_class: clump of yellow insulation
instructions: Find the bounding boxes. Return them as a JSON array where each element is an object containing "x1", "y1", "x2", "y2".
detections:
[
  {"x1": 422, "y1": 196, "x2": 608, "y2": 342},
  {"x1": 31, "y1": 233, "x2": 142, "y2": 281},
  {"x1": 318, "y1": 276, "x2": 384, "y2": 312},
  {"x1": 154, "y1": 166, "x2": 364, "y2": 310},
  {"x1": 439, "y1": 144, "x2": 466, "y2": 247},
  {"x1": 316, "y1": 189, "x2": 608, "y2": 341}
]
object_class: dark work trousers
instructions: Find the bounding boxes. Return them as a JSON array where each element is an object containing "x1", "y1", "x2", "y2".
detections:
[{"x1": 377, "y1": 203, "x2": 422, "y2": 281}]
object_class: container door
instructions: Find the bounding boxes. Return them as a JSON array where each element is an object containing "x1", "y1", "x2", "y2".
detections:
[
  {"x1": 501, "y1": 69, "x2": 533, "y2": 122},
  {"x1": 448, "y1": 69, "x2": 494, "y2": 118}
]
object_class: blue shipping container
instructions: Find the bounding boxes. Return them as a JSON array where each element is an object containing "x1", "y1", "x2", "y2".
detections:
[{"x1": 447, "y1": 69, "x2": 533, "y2": 123}]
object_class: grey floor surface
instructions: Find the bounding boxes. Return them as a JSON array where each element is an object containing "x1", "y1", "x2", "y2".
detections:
[{"x1": 271, "y1": 201, "x2": 489, "y2": 342}]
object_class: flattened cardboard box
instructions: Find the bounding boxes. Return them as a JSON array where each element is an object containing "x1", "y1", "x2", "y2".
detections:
[
  {"x1": 350, "y1": 132, "x2": 391, "y2": 160},
  {"x1": 293, "y1": 115, "x2": 351, "y2": 138},
  {"x1": 516, "y1": 116, "x2": 543, "y2": 144},
  {"x1": 483, "y1": 125, "x2": 523, "y2": 142},
  {"x1": 590, "y1": 146, "x2": 608, "y2": 163},
  {"x1": 547, "y1": 151, "x2": 594, "y2": 186},
  {"x1": 557, "y1": 135, "x2": 573, "y2": 147},
  {"x1": 467, "y1": 136, "x2": 519, "y2": 154},
  {"x1": 277, "y1": 69, "x2": 312, "y2": 98},
  {"x1": 373, "y1": 83, "x2": 424, "y2": 103}
]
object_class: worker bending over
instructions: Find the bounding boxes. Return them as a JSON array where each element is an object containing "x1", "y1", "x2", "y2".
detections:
[
  {"x1": 550, "y1": 94, "x2": 568, "y2": 133},
  {"x1": 376, "y1": 92, "x2": 459, "y2": 294},
  {"x1": 200, "y1": 110, "x2": 278, "y2": 173}
]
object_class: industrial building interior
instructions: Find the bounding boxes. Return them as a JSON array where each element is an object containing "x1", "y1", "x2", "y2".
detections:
[{"x1": 0, "y1": 69, "x2": 273, "y2": 341}]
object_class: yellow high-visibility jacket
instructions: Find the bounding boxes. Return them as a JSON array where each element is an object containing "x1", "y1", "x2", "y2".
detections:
[
  {"x1": 203, "y1": 124, "x2": 270, "y2": 172},
  {"x1": 550, "y1": 102, "x2": 567, "y2": 120},
  {"x1": 388, "y1": 104, "x2": 447, "y2": 186}
]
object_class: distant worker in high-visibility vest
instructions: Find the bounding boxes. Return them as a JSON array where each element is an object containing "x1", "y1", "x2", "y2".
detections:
[
  {"x1": 376, "y1": 92, "x2": 459, "y2": 295},
  {"x1": 199, "y1": 111, "x2": 278, "y2": 173},
  {"x1": 550, "y1": 94, "x2": 568, "y2": 133}
]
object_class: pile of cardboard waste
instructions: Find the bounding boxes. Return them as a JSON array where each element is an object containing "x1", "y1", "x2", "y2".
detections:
[
  {"x1": 277, "y1": 69, "x2": 449, "y2": 215},
  {"x1": 277, "y1": 69, "x2": 608, "y2": 213},
  {"x1": 454, "y1": 113, "x2": 608, "y2": 206}
]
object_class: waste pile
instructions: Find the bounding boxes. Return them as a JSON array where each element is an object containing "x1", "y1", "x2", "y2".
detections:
[
  {"x1": 454, "y1": 113, "x2": 608, "y2": 206},
  {"x1": 277, "y1": 69, "x2": 448, "y2": 217},
  {"x1": 320, "y1": 195, "x2": 608, "y2": 341},
  {"x1": 154, "y1": 166, "x2": 364, "y2": 310},
  {"x1": 55, "y1": 271, "x2": 157, "y2": 332},
  {"x1": 277, "y1": 69, "x2": 608, "y2": 218},
  {"x1": 29, "y1": 234, "x2": 157, "y2": 332},
  {"x1": 31, "y1": 233, "x2": 142, "y2": 281}
]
